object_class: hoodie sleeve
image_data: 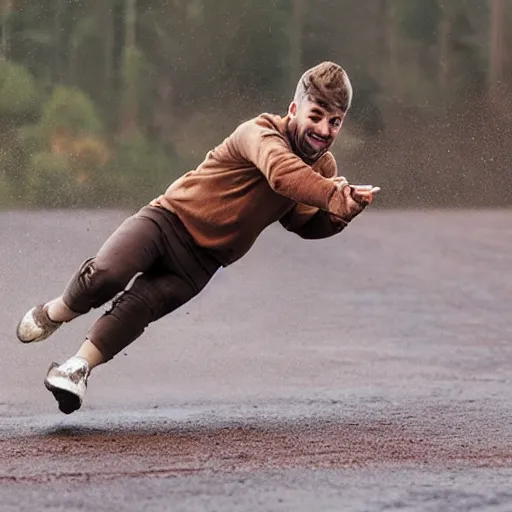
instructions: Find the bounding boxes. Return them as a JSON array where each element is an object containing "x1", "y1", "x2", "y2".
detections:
[
  {"x1": 278, "y1": 154, "x2": 349, "y2": 239},
  {"x1": 232, "y1": 119, "x2": 338, "y2": 211},
  {"x1": 280, "y1": 207, "x2": 348, "y2": 239}
]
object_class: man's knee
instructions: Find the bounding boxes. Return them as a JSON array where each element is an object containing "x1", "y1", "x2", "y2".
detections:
[{"x1": 63, "y1": 257, "x2": 131, "y2": 313}]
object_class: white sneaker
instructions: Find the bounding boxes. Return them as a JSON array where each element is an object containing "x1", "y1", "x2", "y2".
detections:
[
  {"x1": 16, "y1": 304, "x2": 62, "y2": 343},
  {"x1": 44, "y1": 356, "x2": 90, "y2": 414}
]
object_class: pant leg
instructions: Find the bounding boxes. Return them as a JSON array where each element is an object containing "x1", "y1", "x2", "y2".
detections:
[
  {"x1": 62, "y1": 214, "x2": 164, "y2": 314},
  {"x1": 75, "y1": 205, "x2": 221, "y2": 360},
  {"x1": 87, "y1": 265, "x2": 216, "y2": 361}
]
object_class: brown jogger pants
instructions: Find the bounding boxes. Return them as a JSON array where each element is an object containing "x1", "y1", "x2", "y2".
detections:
[{"x1": 61, "y1": 205, "x2": 221, "y2": 360}]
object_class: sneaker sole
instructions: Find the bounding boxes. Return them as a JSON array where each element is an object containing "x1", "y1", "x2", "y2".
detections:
[{"x1": 44, "y1": 376, "x2": 82, "y2": 415}]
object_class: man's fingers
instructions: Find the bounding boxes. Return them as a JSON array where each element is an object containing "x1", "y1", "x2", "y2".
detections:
[
  {"x1": 348, "y1": 185, "x2": 380, "y2": 204},
  {"x1": 351, "y1": 186, "x2": 380, "y2": 195},
  {"x1": 350, "y1": 185, "x2": 373, "y2": 191}
]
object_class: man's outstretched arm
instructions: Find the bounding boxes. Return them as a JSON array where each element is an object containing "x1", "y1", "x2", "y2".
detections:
[
  {"x1": 233, "y1": 119, "x2": 378, "y2": 222},
  {"x1": 279, "y1": 203, "x2": 349, "y2": 239},
  {"x1": 233, "y1": 121, "x2": 354, "y2": 219}
]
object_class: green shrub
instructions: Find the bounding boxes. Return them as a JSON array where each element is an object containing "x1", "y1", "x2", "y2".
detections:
[
  {"x1": 39, "y1": 85, "x2": 103, "y2": 137},
  {"x1": 0, "y1": 60, "x2": 40, "y2": 119}
]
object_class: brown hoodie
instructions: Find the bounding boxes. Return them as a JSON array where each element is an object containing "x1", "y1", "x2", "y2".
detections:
[{"x1": 151, "y1": 113, "x2": 351, "y2": 266}]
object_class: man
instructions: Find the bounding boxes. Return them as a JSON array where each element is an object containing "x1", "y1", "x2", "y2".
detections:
[{"x1": 16, "y1": 61, "x2": 380, "y2": 414}]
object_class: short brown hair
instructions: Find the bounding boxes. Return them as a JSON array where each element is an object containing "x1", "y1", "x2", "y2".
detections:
[{"x1": 294, "y1": 61, "x2": 353, "y2": 112}]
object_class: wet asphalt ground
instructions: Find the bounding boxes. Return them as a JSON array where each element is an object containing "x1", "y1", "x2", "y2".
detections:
[{"x1": 0, "y1": 208, "x2": 511, "y2": 511}]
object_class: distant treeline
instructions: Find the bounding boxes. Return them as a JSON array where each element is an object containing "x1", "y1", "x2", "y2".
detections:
[{"x1": 0, "y1": 0, "x2": 511, "y2": 208}]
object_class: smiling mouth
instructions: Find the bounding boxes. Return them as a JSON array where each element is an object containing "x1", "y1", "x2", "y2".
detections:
[{"x1": 306, "y1": 133, "x2": 330, "y2": 150}]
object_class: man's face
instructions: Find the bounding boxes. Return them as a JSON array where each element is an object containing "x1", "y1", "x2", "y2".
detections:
[{"x1": 288, "y1": 96, "x2": 345, "y2": 161}]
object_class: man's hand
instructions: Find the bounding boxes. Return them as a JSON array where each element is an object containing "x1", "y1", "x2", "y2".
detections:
[
  {"x1": 349, "y1": 184, "x2": 380, "y2": 206},
  {"x1": 327, "y1": 180, "x2": 380, "y2": 222}
]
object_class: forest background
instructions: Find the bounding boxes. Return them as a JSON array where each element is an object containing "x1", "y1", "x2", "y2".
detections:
[{"x1": 0, "y1": 0, "x2": 510, "y2": 209}]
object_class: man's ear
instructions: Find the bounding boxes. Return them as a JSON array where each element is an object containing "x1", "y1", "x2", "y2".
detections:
[{"x1": 288, "y1": 101, "x2": 297, "y2": 117}]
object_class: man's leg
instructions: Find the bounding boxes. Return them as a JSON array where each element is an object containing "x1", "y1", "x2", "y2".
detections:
[
  {"x1": 17, "y1": 213, "x2": 164, "y2": 343},
  {"x1": 45, "y1": 268, "x2": 215, "y2": 414},
  {"x1": 37, "y1": 205, "x2": 221, "y2": 414},
  {"x1": 90, "y1": 269, "x2": 203, "y2": 361}
]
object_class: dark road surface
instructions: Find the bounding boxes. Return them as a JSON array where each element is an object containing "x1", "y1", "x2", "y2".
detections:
[{"x1": 1, "y1": 208, "x2": 511, "y2": 511}]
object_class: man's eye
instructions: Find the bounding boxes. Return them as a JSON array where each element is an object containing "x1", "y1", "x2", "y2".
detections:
[
  {"x1": 310, "y1": 116, "x2": 321, "y2": 122},
  {"x1": 331, "y1": 119, "x2": 341, "y2": 128}
]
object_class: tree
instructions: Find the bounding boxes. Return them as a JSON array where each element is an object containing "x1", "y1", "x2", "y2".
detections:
[
  {"x1": 1, "y1": 0, "x2": 12, "y2": 60},
  {"x1": 120, "y1": 0, "x2": 140, "y2": 137},
  {"x1": 488, "y1": 0, "x2": 504, "y2": 90},
  {"x1": 289, "y1": 0, "x2": 304, "y2": 92}
]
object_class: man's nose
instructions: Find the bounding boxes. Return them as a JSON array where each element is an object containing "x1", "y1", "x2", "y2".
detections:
[{"x1": 316, "y1": 119, "x2": 330, "y2": 137}]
